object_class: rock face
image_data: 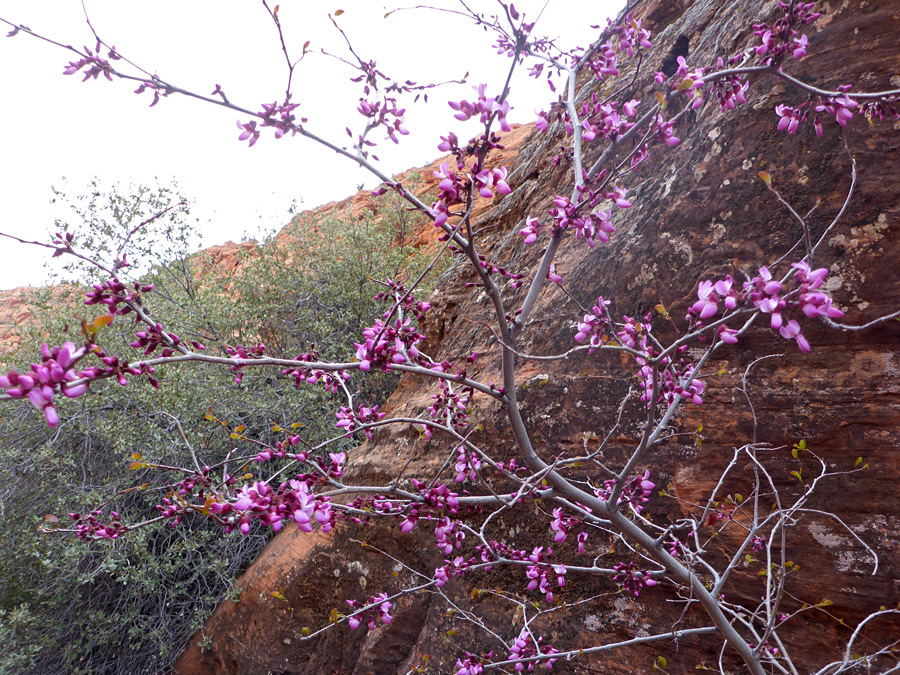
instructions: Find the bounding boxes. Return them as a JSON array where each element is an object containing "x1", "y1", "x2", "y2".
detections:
[
  {"x1": 172, "y1": 0, "x2": 900, "y2": 672},
  {"x1": 0, "y1": 287, "x2": 39, "y2": 356}
]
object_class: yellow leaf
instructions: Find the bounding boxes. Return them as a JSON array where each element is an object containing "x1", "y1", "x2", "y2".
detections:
[
  {"x1": 90, "y1": 314, "x2": 114, "y2": 330},
  {"x1": 44, "y1": 514, "x2": 59, "y2": 523},
  {"x1": 676, "y1": 78, "x2": 694, "y2": 91},
  {"x1": 819, "y1": 599, "x2": 833, "y2": 607},
  {"x1": 234, "y1": 424, "x2": 246, "y2": 434},
  {"x1": 301, "y1": 627, "x2": 310, "y2": 636},
  {"x1": 132, "y1": 452, "x2": 143, "y2": 460},
  {"x1": 757, "y1": 171, "x2": 772, "y2": 186},
  {"x1": 129, "y1": 461, "x2": 149, "y2": 470},
  {"x1": 291, "y1": 422, "x2": 304, "y2": 429},
  {"x1": 229, "y1": 433, "x2": 239, "y2": 439},
  {"x1": 334, "y1": 9, "x2": 344, "y2": 15}
]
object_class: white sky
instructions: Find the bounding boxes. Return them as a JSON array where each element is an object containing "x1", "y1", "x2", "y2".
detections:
[{"x1": 0, "y1": 0, "x2": 622, "y2": 290}]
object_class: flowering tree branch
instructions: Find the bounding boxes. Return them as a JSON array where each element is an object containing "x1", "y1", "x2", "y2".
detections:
[{"x1": 1, "y1": 1, "x2": 899, "y2": 672}]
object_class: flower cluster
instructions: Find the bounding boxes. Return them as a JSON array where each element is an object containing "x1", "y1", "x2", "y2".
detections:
[
  {"x1": 426, "y1": 381, "x2": 471, "y2": 436},
  {"x1": 282, "y1": 345, "x2": 350, "y2": 393},
  {"x1": 525, "y1": 547, "x2": 567, "y2": 603},
  {"x1": 710, "y1": 65, "x2": 750, "y2": 113},
  {"x1": 354, "y1": 315, "x2": 425, "y2": 372},
  {"x1": 0, "y1": 342, "x2": 92, "y2": 427},
  {"x1": 521, "y1": 180, "x2": 627, "y2": 249},
  {"x1": 577, "y1": 93, "x2": 641, "y2": 143},
  {"x1": 612, "y1": 561, "x2": 658, "y2": 597},
  {"x1": 637, "y1": 359, "x2": 705, "y2": 407},
  {"x1": 237, "y1": 96, "x2": 305, "y2": 147},
  {"x1": 345, "y1": 593, "x2": 393, "y2": 630},
  {"x1": 614, "y1": 14, "x2": 653, "y2": 58},
  {"x1": 430, "y1": 160, "x2": 511, "y2": 228},
  {"x1": 615, "y1": 312, "x2": 652, "y2": 351},
  {"x1": 336, "y1": 404, "x2": 386, "y2": 439},
  {"x1": 355, "y1": 282, "x2": 432, "y2": 372},
  {"x1": 454, "y1": 446, "x2": 482, "y2": 483},
  {"x1": 455, "y1": 652, "x2": 489, "y2": 675},
  {"x1": 775, "y1": 92, "x2": 860, "y2": 137},
  {"x1": 449, "y1": 83, "x2": 512, "y2": 132},
  {"x1": 579, "y1": 14, "x2": 651, "y2": 86},
  {"x1": 68, "y1": 509, "x2": 127, "y2": 540},
  {"x1": 574, "y1": 296, "x2": 612, "y2": 353},
  {"x1": 689, "y1": 262, "x2": 843, "y2": 353},
  {"x1": 85, "y1": 277, "x2": 155, "y2": 316},
  {"x1": 253, "y1": 433, "x2": 305, "y2": 463},
  {"x1": 224, "y1": 342, "x2": 266, "y2": 384},
  {"x1": 399, "y1": 479, "x2": 461, "y2": 534},
  {"x1": 508, "y1": 628, "x2": 559, "y2": 671},
  {"x1": 62, "y1": 41, "x2": 117, "y2": 81},
  {"x1": 434, "y1": 515, "x2": 466, "y2": 554},
  {"x1": 131, "y1": 323, "x2": 182, "y2": 358},
  {"x1": 752, "y1": 1, "x2": 821, "y2": 66},
  {"x1": 355, "y1": 95, "x2": 408, "y2": 145},
  {"x1": 549, "y1": 507, "x2": 588, "y2": 552},
  {"x1": 594, "y1": 471, "x2": 655, "y2": 514},
  {"x1": 207, "y1": 475, "x2": 336, "y2": 535}
]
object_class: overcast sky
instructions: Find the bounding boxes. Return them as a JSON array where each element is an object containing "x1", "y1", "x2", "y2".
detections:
[{"x1": 0, "y1": 0, "x2": 622, "y2": 290}]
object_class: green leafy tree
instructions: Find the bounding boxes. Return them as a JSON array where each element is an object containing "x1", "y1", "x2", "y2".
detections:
[{"x1": 0, "y1": 180, "x2": 435, "y2": 675}]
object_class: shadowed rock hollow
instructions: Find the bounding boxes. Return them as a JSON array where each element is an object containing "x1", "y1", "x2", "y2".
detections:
[{"x1": 176, "y1": 1, "x2": 900, "y2": 672}]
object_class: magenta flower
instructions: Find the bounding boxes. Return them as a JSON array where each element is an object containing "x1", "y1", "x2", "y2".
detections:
[
  {"x1": 717, "y1": 326, "x2": 740, "y2": 344},
  {"x1": 776, "y1": 105, "x2": 802, "y2": 134},
  {"x1": 519, "y1": 217, "x2": 541, "y2": 245},
  {"x1": 779, "y1": 319, "x2": 810, "y2": 353}
]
